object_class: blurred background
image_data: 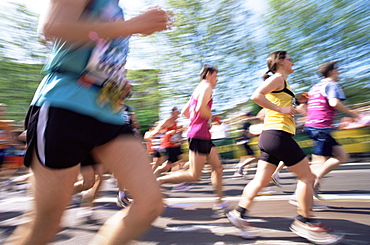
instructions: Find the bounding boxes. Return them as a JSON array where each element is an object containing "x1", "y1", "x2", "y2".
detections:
[{"x1": 0, "y1": 0, "x2": 369, "y2": 135}]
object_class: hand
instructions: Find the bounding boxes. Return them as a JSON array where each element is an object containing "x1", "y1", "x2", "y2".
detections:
[
  {"x1": 131, "y1": 8, "x2": 173, "y2": 36},
  {"x1": 297, "y1": 92, "x2": 309, "y2": 104},
  {"x1": 350, "y1": 110, "x2": 359, "y2": 119},
  {"x1": 280, "y1": 106, "x2": 297, "y2": 116}
]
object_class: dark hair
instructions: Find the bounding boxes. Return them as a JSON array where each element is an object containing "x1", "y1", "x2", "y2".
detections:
[
  {"x1": 200, "y1": 65, "x2": 218, "y2": 80},
  {"x1": 262, "y1": 51, "x2": 287, "y2": 81},
  {"x1": 317, "y1": 62, "x2": 338, "y2": 78},
  {"x1": 245, "y1": 111, "x2": 254, "y2": 116}
]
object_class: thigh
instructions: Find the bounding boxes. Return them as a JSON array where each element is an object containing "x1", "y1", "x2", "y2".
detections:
[
  {"x1": 188, "y1": 150, "x2": 207, "y2": 178},
  {"x1": 287, "y1": 156, "x2": 313, "y2": 180},
  {"x1": 253, "y1": 160, "x2": 277, "y2": 183},
  {"x1": 93, "y1": 135, "x2": 162, "y2": 203},
  {"x1": 206, "y1": 147, "x2": 222, "y2": 170},
  {"x1": 31, "y1": 151, "x2": 80, "y2": 217}
]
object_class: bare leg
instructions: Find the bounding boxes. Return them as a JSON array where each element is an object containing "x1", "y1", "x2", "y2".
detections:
[
  {"x1": 272, "y1": 161, "x2": 285, "y2": 175},
  {"x1": 151, "y1": 155, "x2": 166, "y2": 172},
  {"x1": 153, "y1": 160, "x2": 173, "y2": 176},
  {"x1": 90, "y1": 135, "x2": 163, "y2": 244},
  {"x1": 287, "y1": 157, "x2": 315, "y2": 218},
  {"x1": 238, "y1": 160, "x2": 276, "y2": 209},
  {"x1": 158, "y1": 150, "x2": 206, "y2": 184},
  {"x1": 238, "y1": 156, "x2": 256, "y2": 169},
  {"x1": 314, "y1": 145, "x2": 349, "y2": 179},
  {"x1": 206, "y1": 147, "x2": 224, "y2": 204},
  {"x1": 73, "y1": 165, "x2": 95, "y2": 195},
  {"x1": 6, "y1": 151, "x2": 80, "y2": 245}
]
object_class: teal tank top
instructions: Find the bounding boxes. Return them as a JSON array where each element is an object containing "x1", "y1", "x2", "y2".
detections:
[{"x1": 31, "y1": 0, "x2": 130, "y2": 125}]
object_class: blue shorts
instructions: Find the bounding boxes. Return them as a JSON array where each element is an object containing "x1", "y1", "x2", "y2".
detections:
[{"x1": 303, "y1": 127, "x2": 339, "y2": 157}]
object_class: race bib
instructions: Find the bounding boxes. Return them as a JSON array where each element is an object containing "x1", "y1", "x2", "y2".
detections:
[{"x1": 79, "y1": 33, "x2": 131, "y2": 112}]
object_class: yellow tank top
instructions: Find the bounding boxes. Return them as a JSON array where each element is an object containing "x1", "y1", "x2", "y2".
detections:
[{"x1": 263, "y1": 80, "x2": 296, "y2": 135}]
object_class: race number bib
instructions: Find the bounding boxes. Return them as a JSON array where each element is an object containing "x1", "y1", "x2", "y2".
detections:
[{"x1": 79, "y1": 34, "x2": 131, "y2": 112}]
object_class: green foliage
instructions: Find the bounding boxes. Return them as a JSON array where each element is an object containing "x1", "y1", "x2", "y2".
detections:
[
  {"x1": 264, "y1": 0, "x2": 370, "y2": 106},
  {"x1": 126, "y1": 69, "x2": 163, "y2": 133},
  {"x1": 156, "y1": 0, "x2": 260, "y2": 114},
  {"x1": 0, "y1": 60, "x2": 43, "y2": 122}
]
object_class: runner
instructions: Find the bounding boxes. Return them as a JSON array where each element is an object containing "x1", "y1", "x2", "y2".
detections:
[
  {"x1": 233, "y1": 112, "x2": 258, "y2": 177},
  {"x1": 157, "y1": 65, "x2": 226, "y2": 218},
  {"x1": 226, "y1": 51, "x2": 343, "y2": 244},
  {"x1": 5, "y1": 1, "x2": 171, "y2": 244},
  {"x1": 150, "y1": 107, "x2": 185, "y2": 176},
  {"x1": 304, "y1": 62, "x2": 358, "y2": 196}
]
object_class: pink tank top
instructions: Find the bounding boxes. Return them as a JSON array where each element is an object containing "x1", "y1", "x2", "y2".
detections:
[
  {"x1": 187, "y1": 96, "x2": 213, "y2": 140},
  {"x1": 305, "y1": 81, "x2": 336, "y2": 127}
]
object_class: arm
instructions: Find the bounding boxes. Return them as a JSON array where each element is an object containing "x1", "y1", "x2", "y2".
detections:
[
  {"x1": 181, "y1": 100, "x2": 191, "y2": 118},
  {"x1": 250, "y1": 76, "x2": 296, "y2": 116},
  {"x1": 40, "y1": 0, "x2": 169, "y2": 43},
  {"x1": 329, "y1": 98, "x2": 357, "y2": 118},
  {"x1": 196, "y1": 85, "x2": 213, "y2": 120}
]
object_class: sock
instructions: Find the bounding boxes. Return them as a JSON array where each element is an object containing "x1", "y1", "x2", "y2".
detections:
[{"x1": 236, "y1": 206, "x2": 248, "y2": 219}]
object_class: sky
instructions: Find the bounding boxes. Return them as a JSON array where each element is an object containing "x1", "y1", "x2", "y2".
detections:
[{"x1": 2, "y1": 0, "x2": 266, "y2": 70}]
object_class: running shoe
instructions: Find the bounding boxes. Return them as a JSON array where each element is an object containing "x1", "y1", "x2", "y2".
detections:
[
  {"x1": 257, "y1": 187, "x2": 276, "y2": 195},
  {"x1": 288, "y1": 196, "x2": 327, "y2": 212},
  {"x1": 171, "y1": 182, "x2": 195, "y2": 192},
  {"x1": 290, "y1": 218, "x2": 344, "y2": 244},
  {"x1": 226, "y1": 210, "x2": 257, "y2": 239},
  {"x1": 270, "y1": 173, "x2": 282, "y2": 188},
  {"x1": 116, "y1": 194, "x2": 132, "y2": 207},
  {"x1": 211, "y1": 201, "x2": 229, "y2": 219}
]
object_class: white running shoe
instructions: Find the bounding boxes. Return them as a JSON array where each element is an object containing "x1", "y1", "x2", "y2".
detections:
[
  {"x1": 257, "y1": 187, "x2": 276, "y2": 195},
  {"x1": 270, "y1": 173, "x2": 282, "y2": 188},
  {"x1": 288, "y1": 197, "x2": 327, "y2": 212},
  {"x1": 171, "y1": 182, "x2": 195, "y2": 192},
  {"x1": 211, "y1": 201, "x2": 229, "y2": 219},
  {"x1": 226, "y1": 210, "x2": 257, "y2": 239},
  {"x1": 117, "y1": 194, "x2": 132, "y2": 207},
  {"x1": 290, "y1": 218, "x2": 344, "y2": 244}
]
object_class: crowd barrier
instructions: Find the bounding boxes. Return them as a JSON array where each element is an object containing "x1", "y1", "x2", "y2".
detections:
[{"x1": 181, "y1": 127, "x2": 370, "y2": 160}]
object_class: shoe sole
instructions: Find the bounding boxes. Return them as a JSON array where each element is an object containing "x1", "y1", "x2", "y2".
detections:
[
  {"x1": 290, "y1": 223, "x2": 344, "y2": 245},
  {"x1": 270, "y1": 177, "x2": 282, "y2": 188}
]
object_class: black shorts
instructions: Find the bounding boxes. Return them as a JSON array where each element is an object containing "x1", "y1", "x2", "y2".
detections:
[
  {"x1": 151, "y1": 149, "x2": 163, "y2": 159},
  {"x1": 166, "y1": 146, "x2": 182, "y2": 163},
  {"x1": 24, "y1": 105, "x2": 133, "y2": 169},
  {"x1": 243, "y1": 143, "x2": 254, "y2": 155},
  {"x1": 258, "y1": 130, "x2": 306, "y2": 167},
  {"x1": 80, "y1": 154, "x2": 98, "y2": 167},
  {"x1": 188, "y1": 138, "x2": 215, "y2": 155}
]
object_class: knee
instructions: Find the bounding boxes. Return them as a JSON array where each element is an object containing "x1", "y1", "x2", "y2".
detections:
[
  {"x1": 338, "y1": 152, "x2": 349, "y2": 164},
  {"x1": 138, "y1": 192, "x2": 164, "y2": 218},
  {"x1": 189, "y1": 171, "x2": 202, "y2": 181},
  {"x1": 300, "y1": 171, "x2": 315, "y2": 185}
]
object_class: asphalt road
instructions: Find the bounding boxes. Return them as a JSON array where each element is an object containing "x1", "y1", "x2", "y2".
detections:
[{"x1": 1, "y1": 160, "x2": 369, "y2": 244}]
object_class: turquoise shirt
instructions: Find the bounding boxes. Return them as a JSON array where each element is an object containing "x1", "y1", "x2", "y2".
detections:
[{"x1": 31, "y1": 0, "x2": 130, "y2": 125}]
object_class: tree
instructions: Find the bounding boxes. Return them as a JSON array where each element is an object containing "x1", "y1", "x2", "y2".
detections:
[
  {"x1": 153, "y1": 0, "x2": 261, "y2": 114},
  {"x1": 0, "y1": 2, "x2": 48, "y2": 64},
  {"x1": 126, "y1": 69, "x2": 163, "y2": 133},
  {"x1": 264, "y1": 0, "x2": 370, "y2": 106}
]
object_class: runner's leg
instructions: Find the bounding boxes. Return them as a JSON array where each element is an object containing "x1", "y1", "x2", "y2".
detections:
[
  {"x1": 6, "y1": 150, "x2": 80, "y2": 245},
  {"x1": 237, "y1": 160, "x2": 276, "y2": 208},
  {"x1": 287, "y1": 157, "x2": 315, "y2": 218},
  {"x1": 206, "y1": 147, "x2": 224, "y2": 204},
  {"x1": 90, "y1": 135, "x2": 163, "y2": 244}
]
